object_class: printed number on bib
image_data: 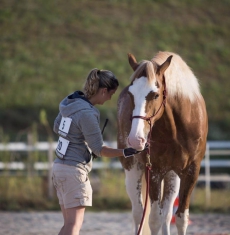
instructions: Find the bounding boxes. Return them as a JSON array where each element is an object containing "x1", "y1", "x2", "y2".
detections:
[
  {"x1": 58, "y1": 117, "x2": 72, "y2": 137},
  {"x1": 56, "y1": 137, "x2": 70, "y2": 159}
]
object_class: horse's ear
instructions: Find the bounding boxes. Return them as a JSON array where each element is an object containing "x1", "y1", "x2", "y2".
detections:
[
  {"x1": 128, "y1": 53, "x2": 138, "y2": 71},
  {"x1": 157, "y1": 55, "x2": 173, "y2": 75}
]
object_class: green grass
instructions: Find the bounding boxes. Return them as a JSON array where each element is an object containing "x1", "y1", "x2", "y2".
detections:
[
  {"x1": 1, "y1": 169, "x2": 230, "y2": 213},
  {"x1": 92, "y1": 169, "x2": 131, "y2": 211},
  {"x1": 190, "y1": 188, "x2": 230, "y2": 213},
  {"x1": 0, "y1": 0, "x2": 230, "y2": 140},
  {"x1": 0, "y1": 176, "x2": 59, "y2": 211}
]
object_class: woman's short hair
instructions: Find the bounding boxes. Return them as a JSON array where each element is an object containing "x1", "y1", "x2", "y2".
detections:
[{"x1": 83, "y1": 68, "x2": 119, "y2": 99}]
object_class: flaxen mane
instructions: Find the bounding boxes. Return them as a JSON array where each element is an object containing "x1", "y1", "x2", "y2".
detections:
[{"x1": 152, "y1": 51, "x2": 201, "y2": 102}]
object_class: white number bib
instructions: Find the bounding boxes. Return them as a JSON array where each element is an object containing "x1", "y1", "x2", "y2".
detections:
[
  {"x1": 58, "y1": 117, "x2": 72, "y2": 137},
  {"x1": 56, "y1": 137, "x2": 70, "y2": 159}
]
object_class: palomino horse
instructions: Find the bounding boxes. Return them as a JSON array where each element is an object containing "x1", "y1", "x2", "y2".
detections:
[{"x1": 117, "y1": 51, "x2": 208, "y2": 235}]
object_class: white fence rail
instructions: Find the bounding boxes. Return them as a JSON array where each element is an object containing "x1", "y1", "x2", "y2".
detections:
[{"x1": 0, "y1": 141, "x2": 230, "y2": 170}]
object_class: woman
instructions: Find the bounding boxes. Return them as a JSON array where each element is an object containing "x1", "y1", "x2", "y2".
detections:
[{"x1": 52, "y1": 68, "x2": 140, "y2": 235}]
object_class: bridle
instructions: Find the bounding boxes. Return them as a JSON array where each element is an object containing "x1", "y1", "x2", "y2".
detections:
[
  {"x1": 131, "y1": 76, "x2": 167, "y2": 154},
  {"x1": 130, "y1": 76, "x2": 167, "y2": 235}
]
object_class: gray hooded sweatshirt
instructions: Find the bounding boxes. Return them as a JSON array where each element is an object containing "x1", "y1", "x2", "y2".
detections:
[{"x1": 53, "y1": 91, "x2": 103, "y2": 173}]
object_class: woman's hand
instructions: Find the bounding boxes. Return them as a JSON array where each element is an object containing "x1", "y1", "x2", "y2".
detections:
[
  {"x1": 123, "y1": 143, "x2": 150, "y2": 158},
  {"x1": 123, "y1": 148, "x2": 141, "y2": 158}
]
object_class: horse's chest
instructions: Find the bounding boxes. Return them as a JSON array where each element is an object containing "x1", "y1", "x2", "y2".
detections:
[{"x1": 149, "y1": 142, "x2": 187, "y2": 168}]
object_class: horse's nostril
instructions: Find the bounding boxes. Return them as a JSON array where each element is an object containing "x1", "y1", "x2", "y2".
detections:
[
  {"x1": 139, "y1": 137, "x2": 146, "y2": 144},
  {"x1": 127, "y1": 136, "x2": 146, "y2": 150}
]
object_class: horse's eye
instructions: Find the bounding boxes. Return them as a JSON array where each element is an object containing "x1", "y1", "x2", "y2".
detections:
[{"x1": 154, "y1": 94, "x2": 159, "y2": 99}]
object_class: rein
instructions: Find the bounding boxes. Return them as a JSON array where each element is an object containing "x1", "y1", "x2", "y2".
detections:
[{"x1": 132, "y1": 77, "x2": 167, "y2": 235}]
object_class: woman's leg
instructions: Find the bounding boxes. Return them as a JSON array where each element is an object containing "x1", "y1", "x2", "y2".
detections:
[
  {"x1": 59, "y1": 205, "x2": 85, "y2": 235},
  {"x1": 58, "y1": 205, "x2": 67, "y2": 235}
]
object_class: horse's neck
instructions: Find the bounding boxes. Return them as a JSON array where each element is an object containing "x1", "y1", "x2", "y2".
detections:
[{"x1": 154, "y1": 98, "x2": 193, "y2": 140}]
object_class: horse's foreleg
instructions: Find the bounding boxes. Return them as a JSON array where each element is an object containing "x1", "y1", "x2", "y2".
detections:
[
  {"x1": 125, "y1": 162, "x2": 144, "y2": 235},
  {"x1": 149, "y1": 200, "x2": 163, "y2": 234},
  {"x1": 161, "y1": 170, "x2": 180, "y2": 235},
  {"x1": 176, "y1": 162, "x2": 200, "y2": 235},
  {"x1": 148, "y1": 175, "x2": 163, "y2": 235}
]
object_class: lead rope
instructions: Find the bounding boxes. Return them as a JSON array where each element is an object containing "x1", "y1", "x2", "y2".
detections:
[{"x1": 136, "y1": 121, "x2": 152, "y2": 235}]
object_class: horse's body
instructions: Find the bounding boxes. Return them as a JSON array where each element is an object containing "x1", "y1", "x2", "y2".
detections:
[{"x1": 117, "y1": 51, "x2": 208, "y2": 235}]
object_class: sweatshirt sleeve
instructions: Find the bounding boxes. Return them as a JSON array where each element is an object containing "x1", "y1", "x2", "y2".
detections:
[
  {"x1": 53, "y1": 113, "x2": 62, "y2": 134},
  {"x1": 77, "y1": 109, "x2": 103, "y2": 157}
]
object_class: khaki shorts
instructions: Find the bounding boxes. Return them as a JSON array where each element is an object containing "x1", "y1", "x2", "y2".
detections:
[{"x1": 52, "y1": 163, "x2": 92, "y2": 208}]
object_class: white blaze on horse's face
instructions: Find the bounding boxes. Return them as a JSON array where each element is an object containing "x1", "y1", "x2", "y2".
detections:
[{"x1": 128, "y1": 76, "x2": 158, "y2": 151}]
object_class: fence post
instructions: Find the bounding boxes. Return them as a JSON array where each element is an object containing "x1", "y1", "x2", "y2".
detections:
[
  {"x1": 27, "y1": 132, "x2": 33, "y2": 177},
  {"x1": 48, "y1": 140, "x2": 54, "y2": 199},
  {"x1": 205, "y1": 142, "x2": 211, "y2": 207}
]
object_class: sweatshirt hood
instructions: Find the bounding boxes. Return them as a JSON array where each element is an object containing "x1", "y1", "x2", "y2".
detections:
[{"x1": 59, "y1": 91, "x2": 93, "y2": 117}]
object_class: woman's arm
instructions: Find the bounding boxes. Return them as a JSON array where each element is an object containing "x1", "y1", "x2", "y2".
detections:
[
  {"x1": 100, "y1": 146, "x2": 123, "y2": 158},
  {"x1": 78, "y1": 109, "x2": 140, "y2": 158},
  {"x1": 100, "y1": 146, "x2": 141, "y2": 158}
]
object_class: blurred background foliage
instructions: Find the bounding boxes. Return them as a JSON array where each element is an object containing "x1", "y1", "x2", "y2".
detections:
[{"x1": 0, "y1": 0, "x2": 230, "y2": 141}]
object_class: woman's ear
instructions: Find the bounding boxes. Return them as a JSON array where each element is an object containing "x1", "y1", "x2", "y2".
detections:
[
  {"x1": 100, "y1": 87, "x2": 107, "y2": 96},
  {"x1": 103, "y1": 88, "x2": 107, "y2": 94}
]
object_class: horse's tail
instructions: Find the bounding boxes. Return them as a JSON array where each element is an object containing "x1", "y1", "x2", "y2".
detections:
[{"x1": 141, "y1": 172, "x2": 151, "y2": 235}]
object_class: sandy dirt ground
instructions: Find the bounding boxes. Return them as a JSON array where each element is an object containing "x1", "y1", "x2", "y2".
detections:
[{"x1": 0, "y1": 211, "x2": 230, "y2": 235}]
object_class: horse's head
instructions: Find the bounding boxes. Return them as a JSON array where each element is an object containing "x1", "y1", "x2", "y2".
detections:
[{"x1": 127, "y1": 53, "x2": 172, "y2": 151}]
